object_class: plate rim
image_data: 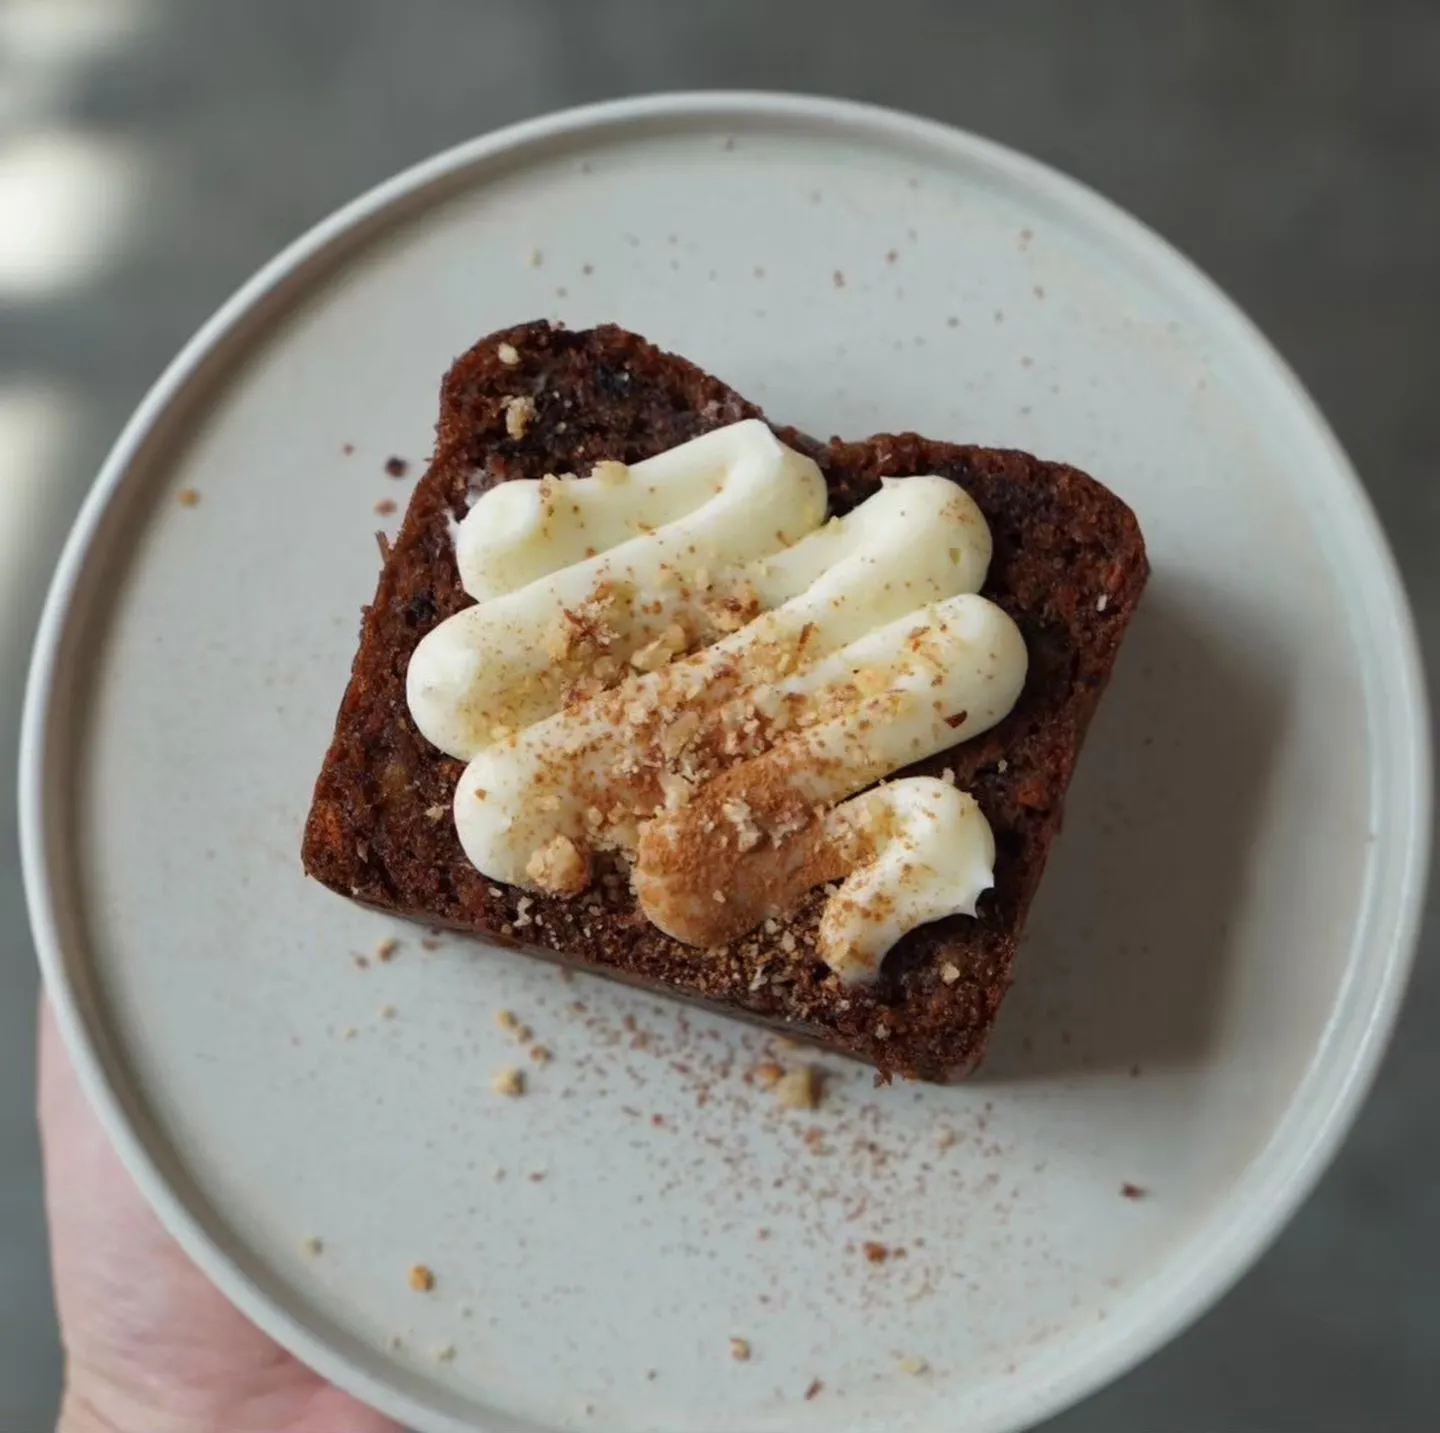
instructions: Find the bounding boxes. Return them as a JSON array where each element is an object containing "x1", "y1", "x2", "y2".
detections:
[{"x1": 18, "y1": 89, "x2": 1432, "y2": 1433}]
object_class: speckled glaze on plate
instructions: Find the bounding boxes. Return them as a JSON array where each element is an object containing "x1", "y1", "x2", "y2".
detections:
[{"x1": 20, "y1": 94, "x2": 1429, "y2": 1433}]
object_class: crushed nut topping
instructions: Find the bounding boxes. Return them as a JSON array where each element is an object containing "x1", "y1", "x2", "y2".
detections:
[{"x1": 526, "y1": 833, "x2": 590, "y2": 895}]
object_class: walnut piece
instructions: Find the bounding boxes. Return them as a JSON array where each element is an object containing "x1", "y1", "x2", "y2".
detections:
[
  {"x1": 774, "y1": 1066, "x2": 823, "y2": 1110},
  {"x1": 491, "y1": 1067, "x2": 526, "y2": 1096},
  {"x1": 629, "y1": 623, "x2": 688, "y2": 673},
  {"x1": 525, "y1": 833, "x2": 590, "y2": 895},
  {"x1": 504, "y1": 395, "x2": 536, "y2": 438}
]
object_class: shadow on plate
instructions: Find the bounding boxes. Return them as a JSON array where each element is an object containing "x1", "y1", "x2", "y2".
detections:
[{"x1": 977, "y1": 577, "x2": 1288, "y2": 1083}]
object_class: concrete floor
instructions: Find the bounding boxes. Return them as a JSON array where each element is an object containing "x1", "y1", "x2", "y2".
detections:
[{"x1": 1, "y1": 2, "x2": 1435, "y2": 1429}]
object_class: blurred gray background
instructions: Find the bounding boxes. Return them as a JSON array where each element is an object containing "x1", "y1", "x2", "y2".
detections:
[{"x1": 1, "y1": 1, "x2": 1435, "y2": 1429}]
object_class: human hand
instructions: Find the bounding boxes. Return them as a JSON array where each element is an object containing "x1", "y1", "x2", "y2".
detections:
[{"x1": 38, "y1": 999, "x2": 404, "y2": 1433}]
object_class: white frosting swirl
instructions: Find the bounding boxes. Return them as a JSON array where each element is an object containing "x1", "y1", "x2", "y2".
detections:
[{"x1": 406, "y1": 420, "x2": 1028, "y2": 983}]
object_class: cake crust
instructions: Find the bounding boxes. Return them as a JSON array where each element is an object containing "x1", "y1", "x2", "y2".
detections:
[{"x1": 302, "y1": 322, "x2": 1148, "y2": 1080}]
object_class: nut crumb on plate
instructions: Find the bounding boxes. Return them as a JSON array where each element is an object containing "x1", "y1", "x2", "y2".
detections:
[
  {"x1": 729, "y1": 1337, "x2": 751, "y2": 1362},
  {"x1": 375, "y1": 937, "x2": 399, "y2": 962},
  {"x1": 774, "y1": 1065, "x2": 823, "y2": 1110},
  {"x1": 300, "y1": 1235, "x2": 323, "y2": 1256},
  {"x1": 897, "y1": 1355, "x2": 929, "y2": 1376},
  {"x1": 408, "y1": 1263, "x2": 435, "y2": 1293},
  {"x1": 750, "y1": 1059, "x2": 784, "y2": 1088},
  {"x1": 176, "y1": 487, "x2": 200, "y2": 507},
  {"x1": 492, "y1": 1066, "x2": 526, "y2": 1096}
]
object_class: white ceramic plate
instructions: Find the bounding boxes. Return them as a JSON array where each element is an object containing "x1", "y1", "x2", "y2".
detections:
[{"x1": 22, "y1": 94, "x2": 1429, "y2": 1433}]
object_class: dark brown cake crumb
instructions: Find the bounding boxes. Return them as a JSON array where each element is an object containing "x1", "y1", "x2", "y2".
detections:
[
  {"x1": 384, "y1": 456, "x2": 409, "y2": 478},
  {"x1": 1121, "y1": 1182, "x2": 1148, "y2": 1200}
]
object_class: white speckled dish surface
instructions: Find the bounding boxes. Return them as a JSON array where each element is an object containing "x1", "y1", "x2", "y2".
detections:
[{"x1": 21, "y1": 95, "x2": 1429, "y2": 1433}]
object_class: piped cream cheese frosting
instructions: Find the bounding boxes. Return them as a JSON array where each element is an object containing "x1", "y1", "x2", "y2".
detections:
[{"x1": 406, "y1": 419, "x2": 1028, "y2": 983}]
